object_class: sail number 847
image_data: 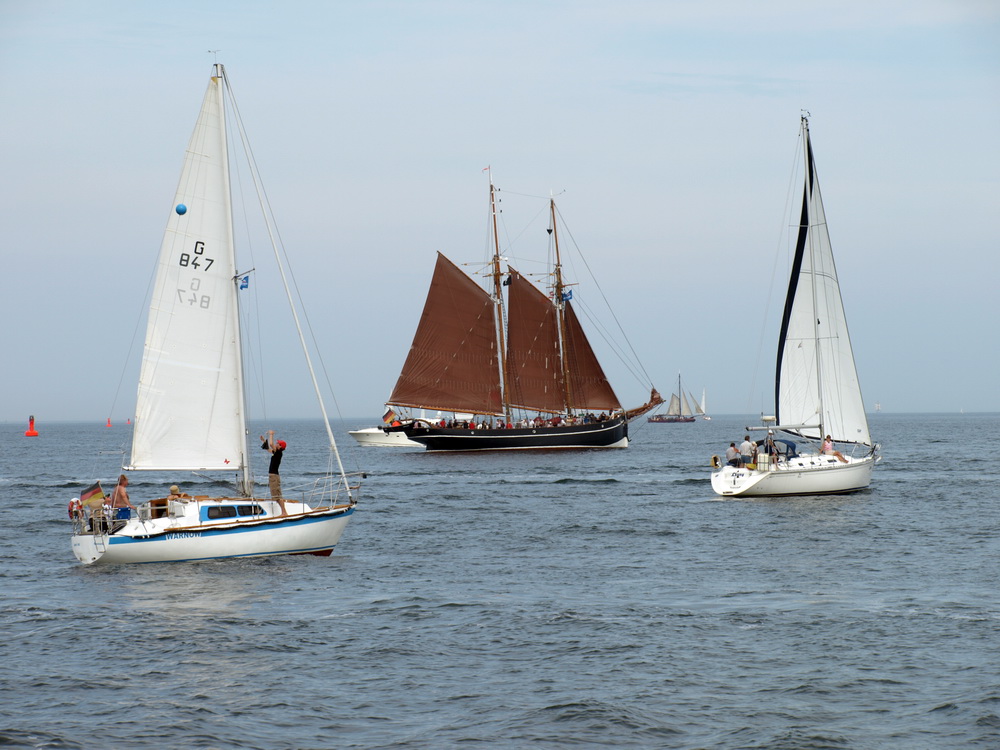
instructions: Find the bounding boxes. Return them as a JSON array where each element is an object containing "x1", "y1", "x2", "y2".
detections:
[{"x1": 179, "y1": 241, "x2": 215, "y2": 271}]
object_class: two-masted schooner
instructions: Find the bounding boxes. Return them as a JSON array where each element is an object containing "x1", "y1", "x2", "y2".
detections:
[
  {"x1": 648, "y1": 374, "x2": 703, "y2": 423},
  {"x1": 386, "y1": 181, "x2": 662, "y2": 451}
]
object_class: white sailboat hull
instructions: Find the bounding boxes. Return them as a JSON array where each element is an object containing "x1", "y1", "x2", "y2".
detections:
[
  {"x1": 71, "y1": 500, "x2": 354, "y2": 565},
  {"x1": 711, "y1": 453, "x2": 875, "y2": 497},
  {"x1": 348, "y1": 427, "x2": 421, "y2": 447}
]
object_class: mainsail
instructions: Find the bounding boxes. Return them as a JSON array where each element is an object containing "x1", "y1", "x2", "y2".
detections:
[
  {"x1": 388, "y1": 252, "x2": 503, "y2": 415},
  {"x1": 127, "y1": 69, "x2": 248, "y2": 473},
  {"x1": 775, "y1": 118, "x2": 871, "y2": 447},
  {"x1": 505, "y1": 268, "x2": 563, "y2": 413},
  {"x1": 504, "y1": 268, "x2": 620, "y2": 414},
  {"x1": 561, "y1": 301, "x2": 621, "y2": 411}
]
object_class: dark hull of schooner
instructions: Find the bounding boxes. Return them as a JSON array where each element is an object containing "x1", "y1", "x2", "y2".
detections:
[{"x1": 393, "y1": 415, "x2": 628, "y2": 451}]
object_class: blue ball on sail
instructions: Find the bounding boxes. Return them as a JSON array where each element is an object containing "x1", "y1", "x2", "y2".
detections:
[{"x1": 175, "y1": 203, "x2": 187, "y2": 215}]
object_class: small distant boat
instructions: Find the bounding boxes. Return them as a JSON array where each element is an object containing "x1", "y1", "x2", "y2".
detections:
[
  {"x1": 711, "y1": 116, "x2": 879, "y2": 497},
  {"x1": 386, "y1": 179, "x2": 662, "y2": 451},
  {"x1": 70, "y1": 64, "x2": 359, "y2": 564},
  {"x1": 648, "y1": 374, "x2": 700, "y2": 423}
]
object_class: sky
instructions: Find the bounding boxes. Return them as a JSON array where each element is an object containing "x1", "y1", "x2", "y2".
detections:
[{"x1": 1, "y1": 0, "x2": 998, "y2": 424}]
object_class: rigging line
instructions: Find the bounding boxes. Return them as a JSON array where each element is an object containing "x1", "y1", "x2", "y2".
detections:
[
  {"x1": 504, "y1": 199, "x2": 549, "y2": 254},
  {"x1": 223, "y1": 68, "x2": 353, "y2": 493},
  {"x1": 107, "y1": 250, "x2": 158, "y2": 427},
  {"x1": 484, "y1": 185, "x2": 549, "y2": 268},
  {"x1": 552, "y1": 202, "x2": 655, "y2": 386},
  {"x1": 572, "y1": 296, "x2": 646, "y2": 386},
  {"x1": 498, "y1": 187, "x2": 563, "y2": 200},
  {"x1": 226, "y1": 92, "x2": 363, "y2": 476},
  {"x1": 747, "y1": 128, "x2": 806, "y2": 415},
  {"x1": 225, "y1": 100, "x2": 269, "y2": 424}
]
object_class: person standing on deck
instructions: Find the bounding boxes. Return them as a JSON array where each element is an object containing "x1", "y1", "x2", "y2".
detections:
[
  {"x1": 260, "y1": 430, "x2": 288, "y2": 516},
  {"x1": 110, "y1": 474, "x2": 137, "y2": 518}
]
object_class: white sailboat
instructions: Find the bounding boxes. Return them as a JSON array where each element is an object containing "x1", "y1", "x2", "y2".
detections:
[
  {"x1": 70, "y1": 64, "x2": 359, "y2": 564},
  {"x1": 711, "y1": 116, "x2": 879, "y2": 497}
]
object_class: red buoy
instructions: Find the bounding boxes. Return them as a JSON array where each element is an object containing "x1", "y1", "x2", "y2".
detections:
[
  {"x1": 25, "y1": 415, "x2": 38, "y2": 437},
  {"x1": 106, "y1": 417, "x2": 112, "y2": 428}
]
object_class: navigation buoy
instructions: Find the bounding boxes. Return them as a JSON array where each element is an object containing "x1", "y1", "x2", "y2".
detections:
[
  {"x1": 175, "y1": 203, "x2": 187, "y2": 215},
  {"x1": 106, "y1": 417, "x2": 112, "y2": 428},
  {"x1": 25, "y1": 415, "x2": 38, "y2": 437}
]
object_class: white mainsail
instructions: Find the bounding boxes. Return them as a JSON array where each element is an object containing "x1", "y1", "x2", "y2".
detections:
[
  {"x1": 127, "y1": 69, "x2": 248, "y2": 473},
  {"x1": 776, "y1": 118, "x2": 870, "y2": 447}
]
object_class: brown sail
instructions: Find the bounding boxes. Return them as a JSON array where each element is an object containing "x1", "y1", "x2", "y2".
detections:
[
  {"x1": 504, "y1": 268, "x2": 563, "y2": 413},
  {"x1": 562, "y1": 301, "x2": 621, "y2": 411},
  {"x1": 388, "y1": 252, "x2": 503, "y2": 415}
]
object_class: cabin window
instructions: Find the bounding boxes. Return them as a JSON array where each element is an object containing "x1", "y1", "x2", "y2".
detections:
[
  {"x1": 237, "y1": 505, "x2": 264, "y2": 517},
  {"x1": 206, "y1": 506, "x2": 238, "y2": 519}
]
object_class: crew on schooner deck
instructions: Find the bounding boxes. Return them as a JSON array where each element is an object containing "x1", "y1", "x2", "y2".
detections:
[{"x1": 416, "y1": 411, "x2": 621, "y2": 431}]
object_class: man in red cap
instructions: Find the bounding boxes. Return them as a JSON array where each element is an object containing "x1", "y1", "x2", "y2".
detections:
[{"x1": 260, "y1": 429, "x2": 288, "y2": 516}]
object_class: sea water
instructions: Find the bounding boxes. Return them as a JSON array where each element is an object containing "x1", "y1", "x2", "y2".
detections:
[{"x1": 1, "y1": 414, "x2": 997, "y2": 749}]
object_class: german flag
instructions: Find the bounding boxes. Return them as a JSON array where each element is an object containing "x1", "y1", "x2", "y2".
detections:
[
  {"x1": 382, "y1": 407, "x2": 397, "y2": 424},
  {"x1": 80, "y1": 482, "x2": 105, "y2": 508}
]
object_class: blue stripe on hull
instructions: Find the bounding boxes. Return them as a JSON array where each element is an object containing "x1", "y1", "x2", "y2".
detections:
[{"x1": 108, "y1": 507, "x2": 353, "y2": 545}]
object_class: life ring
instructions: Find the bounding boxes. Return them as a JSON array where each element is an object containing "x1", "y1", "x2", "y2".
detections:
[
  {"x1": 68, "y1": 497, "x2": 82, "y2": 519},
  {"x1": 710, "y1": 455, "x2": 720, "y2": 469}
]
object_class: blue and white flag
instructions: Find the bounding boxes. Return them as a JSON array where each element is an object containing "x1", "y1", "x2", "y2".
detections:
[
  {"x1": 239, "y1": 275, "x2": 249, "y2": 290},
  {"x1": 562, "y1": 289, "x2": 573, "y2": 302}
]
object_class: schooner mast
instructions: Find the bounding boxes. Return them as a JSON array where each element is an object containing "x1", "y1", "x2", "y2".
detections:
[
  {"x1": 488, "y1": 177, "x2": 513, "y2": 423},
  {"x1": 549, "y1": 198, "x2": 574, "y2": 414}
]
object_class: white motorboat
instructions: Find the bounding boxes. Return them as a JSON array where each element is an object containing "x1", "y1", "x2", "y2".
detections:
[{"x1": 349, "y1": 426, "x2": 421, "y2": 447}]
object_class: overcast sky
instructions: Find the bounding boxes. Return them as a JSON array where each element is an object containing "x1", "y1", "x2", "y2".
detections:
[{"x1": 1, "y1": 0, "x2": 997, "y2": 424}]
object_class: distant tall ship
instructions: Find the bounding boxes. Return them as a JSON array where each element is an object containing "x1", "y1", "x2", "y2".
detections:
[{"x1": 648, "y1": 374, "x2": 702, "y2": 423}]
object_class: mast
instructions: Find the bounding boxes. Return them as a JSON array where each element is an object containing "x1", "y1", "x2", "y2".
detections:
[
  {"x1": 217, "y1": 65, "x2": 253, "y2": 497},
  {"x1": 489, "y1": 178, "x2": 512, "y2": 422},
  {"x1": 550, "y1": 198, "x2": 574, "y2": 413},
  {"x1": 802, "y1": 115, "x2": 825, "y2": 440}
]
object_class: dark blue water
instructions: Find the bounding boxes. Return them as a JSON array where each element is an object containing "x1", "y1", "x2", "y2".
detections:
[{"x1": 2, "y1": 414, "x2": 998, "y2": 749}]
